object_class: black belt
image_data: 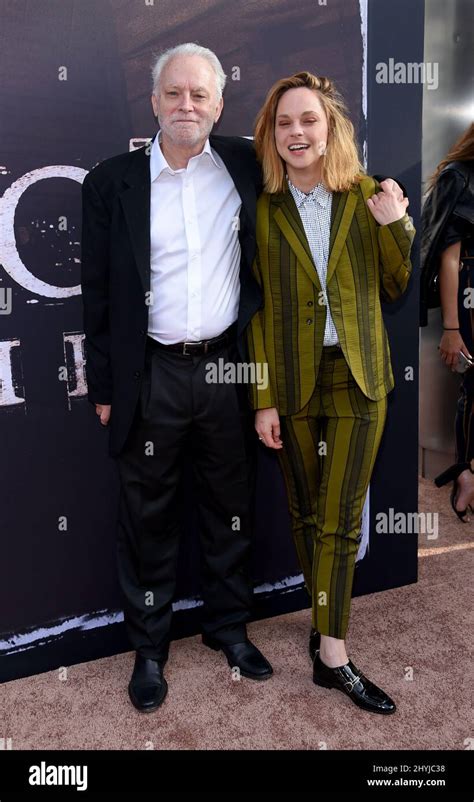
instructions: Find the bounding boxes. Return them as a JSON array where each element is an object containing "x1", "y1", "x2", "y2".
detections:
[{"x1": 147, "y1": 324, "x2": 236, "y2": 356}]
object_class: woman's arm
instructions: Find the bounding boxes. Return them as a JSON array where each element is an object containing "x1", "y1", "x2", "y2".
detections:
[
  {"x1": 438, "y1": 241, "x2": 472, "y2": 369},
  {"x1": 246, "y1": 254, "x2": 282, "y2": 449},
  {"x1": 367, "y1": 178, "x2": 415, "y2": 303},
  {"x1": 439, "y1": 241, "x2": 461, "y2": 328},
  {"x1": 246, "y1": 253, "x2": 276, "y2": 411}
]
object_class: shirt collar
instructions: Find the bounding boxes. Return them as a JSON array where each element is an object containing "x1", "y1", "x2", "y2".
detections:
[
  {"x1": 287, "y1": 176, "x2": 331, "y2": 209},
  {"x1": 150, "y1": 131, "x2": 221, "y2": 181}
]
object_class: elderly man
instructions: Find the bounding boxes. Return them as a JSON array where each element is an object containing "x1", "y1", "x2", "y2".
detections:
[{"x1": 81, "y1": 43, "x2": 273, "y2": 712}]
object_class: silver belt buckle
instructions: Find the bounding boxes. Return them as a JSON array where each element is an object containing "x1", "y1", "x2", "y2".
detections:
[{"x1": 183, "y1": 340, "x2": 204, "y2": 355}]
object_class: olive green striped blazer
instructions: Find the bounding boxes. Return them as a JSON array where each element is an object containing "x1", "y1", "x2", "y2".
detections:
[{"x1": 247, "y1": 176, "x2": 415, "y2": 411}]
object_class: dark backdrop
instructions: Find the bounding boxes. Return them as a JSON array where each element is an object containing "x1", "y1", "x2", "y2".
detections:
[{"x1": 0, "y1": 0, "x2": 422, "y2": 682}]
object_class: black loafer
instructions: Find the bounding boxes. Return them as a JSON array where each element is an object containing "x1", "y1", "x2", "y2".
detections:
[
  {"x1": 128, "y1": 653, "x2": 168, "y2": 713},
  {"x1": 202, "y1": 634, "x2": 273, "y2": 680},
  {"x1": 313, "y1": 653, "x2": 396, "y2": 714},
  {"x1": 309, "y1": 627, "x2": 321, "y2": 661}
]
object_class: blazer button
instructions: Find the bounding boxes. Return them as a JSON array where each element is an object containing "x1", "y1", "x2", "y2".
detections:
[
  {"x1": 134, "y1": 370, "x2": 141, "y2": 378},
  {"x1": 139, "y1": 328, "x2": 146, "y2": 335},
  {"x1": 306, "y1": 318, "x2": 313, "y2": 325},
  {"x1": 307, "y1": 300, "x2": 314, "y2": 307}
]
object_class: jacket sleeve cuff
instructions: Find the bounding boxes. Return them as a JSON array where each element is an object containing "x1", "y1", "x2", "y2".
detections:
[
  {"x1": 250, "y1": 383, "x2": 276, "y2": 410},
  {"x1": 378, "y1": 213, "x2": 416, "y2": 262},
  {"x1": 87, "y1": 389, "x2": 112, "y2": 406}
]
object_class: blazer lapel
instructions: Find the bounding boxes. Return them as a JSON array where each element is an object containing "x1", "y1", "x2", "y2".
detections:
[
  {"x1": 326, "y1": 188, "x2": 358, "y2": 284},
  {"x1": 119, "y1": 140, "x2": 153, "y2": 296},
  {"x1": 273, "y1": 191, "x2": 322, "y2": 292},
  {"x1": 272, "y1": 185, "x2": 359, "y2": 290}
]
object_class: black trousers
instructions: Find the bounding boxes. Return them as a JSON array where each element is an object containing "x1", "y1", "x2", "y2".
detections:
[{"x1": 114, "y1": 335, "x2": 254, "y2": 662}]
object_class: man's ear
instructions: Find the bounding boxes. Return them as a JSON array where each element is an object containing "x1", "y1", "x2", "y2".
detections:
[
  {"x1": 151, "y1": 93, "x2": 159, "y2": 119},
  {"x1": 214, "y1": 96, "x2": 224, "y2": 123}
]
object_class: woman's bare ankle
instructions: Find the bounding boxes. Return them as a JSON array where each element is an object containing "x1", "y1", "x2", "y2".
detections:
[{"x1": 319, "y1": 635, "x2": 348, "y2": 668}]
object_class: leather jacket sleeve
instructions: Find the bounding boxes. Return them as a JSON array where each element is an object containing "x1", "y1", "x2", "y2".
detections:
[{"x1": 420, "y1": 162, "x2": 472, "y2": 326}]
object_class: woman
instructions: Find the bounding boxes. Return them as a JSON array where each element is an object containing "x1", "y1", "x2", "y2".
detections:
[
  {"x1": 247, "y1": 72, "x2": 415, "y2": 714},
  {"x1": 420, "y1": 124, "x2": 474, "y2": 521}
]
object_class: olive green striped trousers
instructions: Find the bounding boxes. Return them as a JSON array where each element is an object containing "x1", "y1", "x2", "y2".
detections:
[{"x1": 277, "y1": 346, "x2": 387, "y2": 639}]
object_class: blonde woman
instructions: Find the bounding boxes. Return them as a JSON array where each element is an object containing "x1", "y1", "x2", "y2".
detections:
[{"x1": 248, "y1": 72, "x2": 415, "y2": 714}]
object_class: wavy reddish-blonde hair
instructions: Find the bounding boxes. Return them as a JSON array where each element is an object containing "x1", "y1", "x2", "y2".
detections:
[
  {"x1": 426, "y1": 122, "x2": 474, "y2": 191},
  {"x1": 254, "y1": 71, "x2": 365, "y2": 194}
]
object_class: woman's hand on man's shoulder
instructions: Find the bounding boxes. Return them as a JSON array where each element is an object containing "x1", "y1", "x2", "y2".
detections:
[{"x1": 367, "y1": 178, "x2": 409, "y2": 225}]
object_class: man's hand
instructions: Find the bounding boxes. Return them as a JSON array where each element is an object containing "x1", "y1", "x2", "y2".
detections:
[
  {"x1": 367, "y1": 178, "x2": 409, "y2": 225},
  {"x1": 255, "y1": 407, "x2": 283, "y2": 450},
  {"x1": 95, "y1": 404, "x2": 111, "y2": 426}
]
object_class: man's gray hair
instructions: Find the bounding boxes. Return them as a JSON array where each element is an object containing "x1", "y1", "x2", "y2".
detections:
[{"x1": 151, "y1": 43, "x2": 226, "y2": 99}]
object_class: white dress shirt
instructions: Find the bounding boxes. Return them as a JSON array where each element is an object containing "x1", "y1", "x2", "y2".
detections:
[
  {"x1": 287, "y1": 177, "x2": 339, "y2": 346},
  {"x1": 148, "y1": 132, "x2": 242, "y2": 344}
]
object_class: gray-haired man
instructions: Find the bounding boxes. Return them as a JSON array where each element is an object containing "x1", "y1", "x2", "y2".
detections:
[{"x1": 81, "y1": 43, "x2": 273, "y2": 712}]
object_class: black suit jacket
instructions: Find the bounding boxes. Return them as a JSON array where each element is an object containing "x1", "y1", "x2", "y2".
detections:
[{"x1": 80, "y1": 134, "x2": 263, "y2": 457}]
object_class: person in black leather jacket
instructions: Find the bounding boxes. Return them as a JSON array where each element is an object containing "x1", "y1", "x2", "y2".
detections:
[{"x1": 420, "y1": 123, "x2": 474, "y2": 521}]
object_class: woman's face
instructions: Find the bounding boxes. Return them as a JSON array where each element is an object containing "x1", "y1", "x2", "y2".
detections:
[{"x1": 274, "y1": 87, "x2": 328, "y2": 179}]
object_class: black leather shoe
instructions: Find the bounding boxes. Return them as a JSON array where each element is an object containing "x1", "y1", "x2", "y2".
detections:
[
  {"x1": 128, "y1": 653, "x2": 168, "y2": 713},
  {"x1": 309, "y1": 628, "x2": 321, "y2": 661},
  {"x1": 313, "y1": 653, "x2": 396, "y2": 714},
  {"x1": 202, "y1": 634, "x2": 273, "y2": 680}
]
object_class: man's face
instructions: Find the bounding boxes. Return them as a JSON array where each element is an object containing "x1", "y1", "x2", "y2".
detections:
[{"x1": 151, "y1": 55, "x2": 223, "y2": 148}]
